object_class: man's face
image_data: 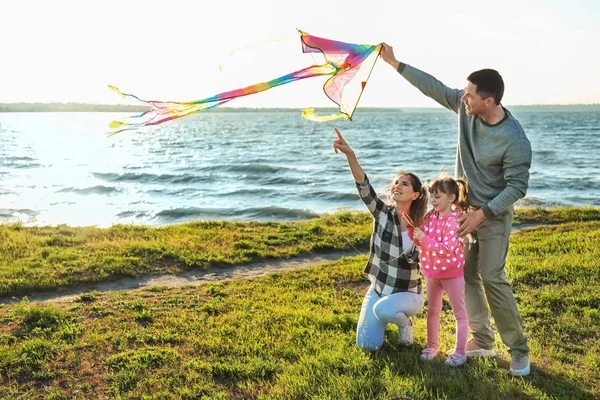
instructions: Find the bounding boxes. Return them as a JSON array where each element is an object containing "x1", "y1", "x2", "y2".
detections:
[{"x1": 460, "y1": 82, "x2": 487, "y2": 116}]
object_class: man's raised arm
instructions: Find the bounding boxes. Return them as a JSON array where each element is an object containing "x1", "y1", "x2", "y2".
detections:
[{"x1": 380, "y1": 43, "x2": 463, "y2": 114}]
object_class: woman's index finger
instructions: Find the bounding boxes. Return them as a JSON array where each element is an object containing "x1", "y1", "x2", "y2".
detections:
[{"x1": 334, "y1": 127, "x2": 344, "y2": 141}]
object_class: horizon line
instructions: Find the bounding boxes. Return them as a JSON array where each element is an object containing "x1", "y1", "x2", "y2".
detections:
[{"x1": 1, "y1": 102, "x2": 600, "y2": 109}]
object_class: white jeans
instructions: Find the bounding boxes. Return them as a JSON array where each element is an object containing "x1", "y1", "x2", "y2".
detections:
[{"x1": 356, "y1": 286, "x2": 424, "y2": 351}]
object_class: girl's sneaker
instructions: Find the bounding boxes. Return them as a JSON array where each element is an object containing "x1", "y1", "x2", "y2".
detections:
[
  {"x1": 420, "y1": 347, "x2": 438, "y2": 361},
  {"x1": 445, "y1": 352, "x2": 467, "y2": 367}
]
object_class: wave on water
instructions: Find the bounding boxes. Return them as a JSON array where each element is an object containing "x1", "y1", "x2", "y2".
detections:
[
  {"x1": 537, "y1": 177, "x2": 598, "y2": 190},
  {"x1": 220, "y1": 187, "x2": 277, "y2": 197},
  {"x1": 244, "y1": 206, "x2": 320, "y2": 220},
  {"x1": 47, "y1": 200, "x2": 76, "y2": 206},
  {"x1": 533, "y1": 150, "x2": 556, "y2": 156},
  {"x1": 154, "y1": 206, "x2": 319, "y2": 222},
  {"x1": 145, "y1": 187, "x2": 204, "y2": 196},
  {"x1": 518, "y1": 197, "x2": 549, "y2": 207},
  {"x1": 0, "y1": 208, "x2": 39, "y2": 223},
  {"x1": 311, "y1": 190, "x2": 360, "y2": 202},
  {"x1": 3, "y1": 156, "x2": 35, "y2": 162},
  {"x1": 93, "y1": 172, "x2": 211, "y2": 185},
  {"x1": 57, "y1": 185, "x2": 120, "y2": 195},
  {"x1": 259, "y1": 175, "x2": 305, "y2": 185},
  {"x1": 117, "y1": 210, "x2": 152, "y2": 218},
  {"x1": 569, "y1": 127, "x2": 600, "y2": 131},
  {"x1": 221, "y1": 163, "x2": 292, "y2": 174},
  {"x1": 155, "y1": 207, "x2": 236, "y2": 220},
  {"x1": 2, "y1": 157, "x2": 43, "y2": 169},
  {"x1": 0, "y1": 208, "x2": 38, "y2": 217}
]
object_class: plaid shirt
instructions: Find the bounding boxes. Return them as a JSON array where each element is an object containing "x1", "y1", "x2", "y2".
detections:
[{"x1": 356, "y1": 176, "x2": 423, "y2": 297}]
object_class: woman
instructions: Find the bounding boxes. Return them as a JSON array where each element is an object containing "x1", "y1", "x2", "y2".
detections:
[{"x1": 333, "y1": 127, "x2": 428, "y2": 351}]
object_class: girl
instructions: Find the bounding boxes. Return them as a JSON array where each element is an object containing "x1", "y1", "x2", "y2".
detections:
[
  {"x1": 333, "y1": 128, "x2": 429, "y2": 351},
  {"x1": 406, "y1": 175, "x2": 469, "y2": 366}
]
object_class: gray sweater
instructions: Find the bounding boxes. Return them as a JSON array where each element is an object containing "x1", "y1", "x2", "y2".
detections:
[{"x1": 398, "y1": 63, "x2": 532, "y2": 218}]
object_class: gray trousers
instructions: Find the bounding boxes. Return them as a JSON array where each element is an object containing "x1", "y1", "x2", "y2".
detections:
[{"x1": 464, "y1": 206, "x2": 529, "y2": 355}]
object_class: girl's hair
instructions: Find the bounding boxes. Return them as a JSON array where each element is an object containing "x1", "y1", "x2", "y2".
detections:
[
  {"x1": 428, "y1": 175, "x2": 469, "y2": 211},
  {"x1": 389, "y1": 172, "x2": 429, "y2": 226}
]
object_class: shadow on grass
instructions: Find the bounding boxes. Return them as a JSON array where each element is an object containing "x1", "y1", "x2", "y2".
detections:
[{"x1": 366, "y1": 333, "x2": 595, "y2": 400}]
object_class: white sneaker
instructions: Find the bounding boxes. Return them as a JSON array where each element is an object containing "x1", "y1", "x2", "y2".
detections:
[
  {"x1": 510, "y1": 353, "x2": 531, "y2": 376},
  {"x1": 398, "y1": 320, "x2": 413, "y2": 345},
  {"x1": 465, "y1": 339, "x2": 497, "y2": 358}
]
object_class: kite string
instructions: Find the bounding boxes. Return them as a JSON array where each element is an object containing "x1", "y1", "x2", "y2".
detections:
[{"x1": 218, "y1": 32, "x2": 298, "y2": 73}]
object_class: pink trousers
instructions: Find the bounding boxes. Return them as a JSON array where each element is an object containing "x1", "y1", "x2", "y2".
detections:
[{"x1": 425, "y1": 276, "x2": 468, "y2": 354}]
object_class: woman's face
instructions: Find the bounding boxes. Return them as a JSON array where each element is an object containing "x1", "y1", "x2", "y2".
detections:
[{"x1": 390, "y1": 174, "x2": 419, "y2": 204}]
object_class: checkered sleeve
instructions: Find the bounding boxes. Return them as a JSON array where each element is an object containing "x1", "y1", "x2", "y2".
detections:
[{"x1": 355, "y1": 175, "x2": 387, "y2": 217}]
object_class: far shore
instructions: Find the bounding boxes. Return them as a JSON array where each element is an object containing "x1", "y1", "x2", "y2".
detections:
[{"x1": 1, "y1": 102, "x2": 599, "y2": 113}]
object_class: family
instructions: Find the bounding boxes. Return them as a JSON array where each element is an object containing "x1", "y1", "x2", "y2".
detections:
[{"x1": 334, "y1": 43, "x2": 533, "y2": 376}]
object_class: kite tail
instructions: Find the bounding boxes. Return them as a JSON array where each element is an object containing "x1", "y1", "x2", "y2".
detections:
[
  {"x1": 108, "y1": 63, "x2": 337, "y2": 134},
  {"x1": 301, "y1": 109, "x2": 349, "y2": 122}
]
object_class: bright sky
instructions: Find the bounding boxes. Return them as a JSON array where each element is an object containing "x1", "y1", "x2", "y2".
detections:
[{"x1": 2, "y1": 0, "x2": 599, "y2": 108}]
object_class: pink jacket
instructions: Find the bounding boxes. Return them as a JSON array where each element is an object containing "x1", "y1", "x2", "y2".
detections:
[{"x1": 409, "y1": 211, "x2": 465, "y2": 279}]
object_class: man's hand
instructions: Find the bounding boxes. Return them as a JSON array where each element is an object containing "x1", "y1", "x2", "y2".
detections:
[
  {"x1": 456, "y1": 209, "x2": 487, "y2": 237},
  {"x1": 379, "y1": 43, "x2": 399, "y2": 70}
]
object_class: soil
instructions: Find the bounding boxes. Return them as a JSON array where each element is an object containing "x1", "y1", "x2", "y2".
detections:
[{"x1": 0, "y1": 250, "x2": 361, "y2": 304}]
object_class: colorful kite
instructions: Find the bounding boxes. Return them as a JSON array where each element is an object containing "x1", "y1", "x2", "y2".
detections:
[{"x1": 109, "y1": 30, "x2": 380, "y2": 134}]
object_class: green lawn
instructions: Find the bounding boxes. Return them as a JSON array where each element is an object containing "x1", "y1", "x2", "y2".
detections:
[
  {"x1": 0, "y1": 213, "x2": 372, "y2": 298},
  {"x1": 0, "y1": 207, "x2": 598, "y2": 399},
  {"x1": 2, "y1": 207, "x2": 599, "y2": 299}
]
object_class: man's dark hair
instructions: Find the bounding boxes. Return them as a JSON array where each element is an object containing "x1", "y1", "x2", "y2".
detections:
[{"x1": 467, "y1": 69, "x2": 504, "y2": 105}]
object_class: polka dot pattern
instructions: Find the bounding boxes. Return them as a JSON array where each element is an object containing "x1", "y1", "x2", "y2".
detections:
[{"x1": 415, "y1": 210, "x2": 465, "y2": 278}]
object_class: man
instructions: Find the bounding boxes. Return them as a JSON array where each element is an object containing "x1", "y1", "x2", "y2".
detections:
[{"x1": 379, "y1": 43, "x2": 532, "y2": 376}]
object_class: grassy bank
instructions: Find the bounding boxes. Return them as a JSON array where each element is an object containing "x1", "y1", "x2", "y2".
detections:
[
  {"x1": 0, "y1": 213, "x2": 372, "y2": 298},
  {"x1": 0, "y1": 207, "x2": 598, "y2": 398},
  {"x1": 2, "y1": 207, "x2": 599, "y2": 299}
]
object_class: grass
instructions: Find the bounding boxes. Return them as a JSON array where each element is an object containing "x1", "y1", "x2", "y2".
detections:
[
  {"x1": 0, "y1": 212, "x2": 371, "y2": 298},
  {"x1": 513, "y1": 206, "x2": 600, "y2": 225},
  {"x1": 0, "y1": 207, "x2": 598, "y2": 399},
  {"x1": 1, "y1": 207, "x2": 596, "y2": 299}
]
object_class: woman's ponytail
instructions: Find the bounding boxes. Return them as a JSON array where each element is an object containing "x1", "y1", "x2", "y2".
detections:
[{"x1": 411, "y1": 182, "x2": 429, "y2": 227}]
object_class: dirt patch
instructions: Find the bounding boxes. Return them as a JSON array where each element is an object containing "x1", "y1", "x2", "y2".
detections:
[{"x1": 1, "y1": 250, "x2": 362, "y2": 305}]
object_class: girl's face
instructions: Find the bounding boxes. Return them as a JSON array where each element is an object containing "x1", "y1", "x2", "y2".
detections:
[
  {"x1": 390, "y1": 175, "x2": 419, "y2": 204},
  {"x1": 430, "y1": 190, "x2": 455, "y2": 214}
]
